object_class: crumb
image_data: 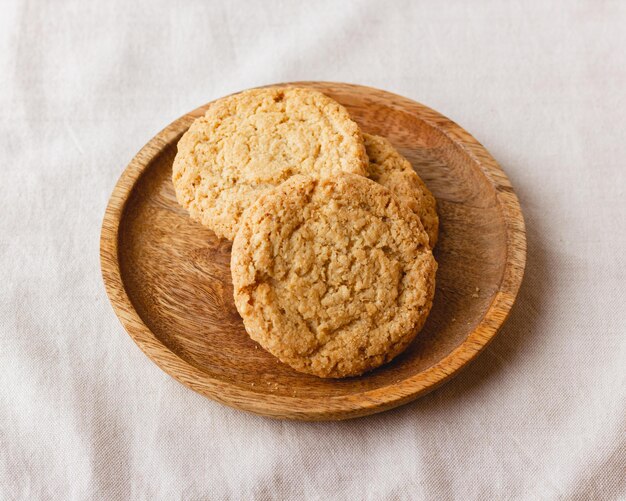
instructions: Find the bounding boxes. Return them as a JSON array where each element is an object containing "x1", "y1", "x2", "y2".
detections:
[{"x1": 451, "y1": 318, "x2": 456, "y2": 322}]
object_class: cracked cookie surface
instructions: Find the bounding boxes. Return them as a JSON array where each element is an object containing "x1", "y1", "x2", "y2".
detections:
[
  {"x1": 364, "y1": 133, "x2": 439, "y2": 247},
  {"x1": 231, "y1": 173, "x2": 437, "y2": 378},
  {"x1": 172, "y1": 87, "x2": 369, "y2": 240}
]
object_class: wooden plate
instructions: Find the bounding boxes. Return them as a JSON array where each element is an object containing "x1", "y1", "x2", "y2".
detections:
[{"x1": 100, "y1": 82, "x2": 526, "y2": 420}]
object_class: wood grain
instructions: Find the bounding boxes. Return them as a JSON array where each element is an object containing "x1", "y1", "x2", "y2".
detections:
[{"x1": 100, "y1": 82, "x2": 526, "y2": 420}]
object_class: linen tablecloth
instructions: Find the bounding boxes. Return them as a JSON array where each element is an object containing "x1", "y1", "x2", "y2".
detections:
[{"x1": 1, "y1": 1, "x2": 625, "y2": 499}]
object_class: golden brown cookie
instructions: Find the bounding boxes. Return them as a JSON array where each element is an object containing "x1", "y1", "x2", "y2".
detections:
[
  {"x1": 231, "y1": 173, "x2": 437, "y2": 378},
  {"x1": 364, "y1": 133, "x2": 439, "y2": 247},
  {"x1": 172, "y1": 87, "x2": 369, "y2": 240}
]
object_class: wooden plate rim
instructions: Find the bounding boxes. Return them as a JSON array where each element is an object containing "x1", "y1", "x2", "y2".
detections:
[{"x1": 100, "y1": 81, "x2": 527, "y2": 420}]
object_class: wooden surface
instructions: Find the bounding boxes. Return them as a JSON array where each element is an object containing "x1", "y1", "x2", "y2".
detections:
[{"x1": 100, "y1": 82, "x2": 526, "y2": 420}]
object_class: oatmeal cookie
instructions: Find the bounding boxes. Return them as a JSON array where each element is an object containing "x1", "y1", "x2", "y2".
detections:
[
  {"x1": 231, "y1": 173, "x2": 437, "y2": 378},
  {"x1": 364, "y1": 133, "x2": 439, "y2": 247},
  {"x1": 172, "y1": 87, "x2": 369, "y2": 240}
]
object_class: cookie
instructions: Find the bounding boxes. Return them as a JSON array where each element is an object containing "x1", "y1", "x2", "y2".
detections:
[
  {"x1": 364, "y1": 133, "x2": 439, "y2": 247},
  {"x1": 172, "y1": 87, "x2": 369, "y2": 240},
  {"x1": 231, "y1": 173, "x2": 437, "y2": 378}
]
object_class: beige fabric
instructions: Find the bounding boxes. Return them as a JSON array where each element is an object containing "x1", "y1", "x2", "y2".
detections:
[{"x1": 1, "y1": 0, "x2": 624, "y2": 499}]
